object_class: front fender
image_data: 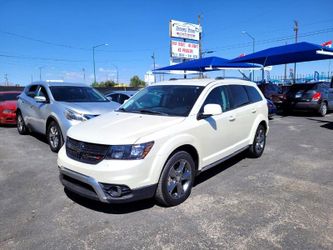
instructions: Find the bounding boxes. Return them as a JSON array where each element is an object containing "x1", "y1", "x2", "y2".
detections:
[{"x1": 147, "y1": 133, "x2": 201, "y2": 185}]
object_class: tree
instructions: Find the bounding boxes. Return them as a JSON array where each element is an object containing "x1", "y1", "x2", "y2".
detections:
[
  {"x1": 130, "y1": 75, "x2": 146, "y2": 88},
  {"x1": 91, "y1": 80, "x2": 116, "y2": 88}
]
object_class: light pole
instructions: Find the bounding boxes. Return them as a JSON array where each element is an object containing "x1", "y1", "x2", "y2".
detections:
[
  {"x1": 92, "y1": 43, "x2": 108, "y2": 83},
  {"x1": 242, "y1": 31, "x2": 255, "y2": 81},
  {"x1": 201, "y1": 50, "x2": 215, "y2": 58}
]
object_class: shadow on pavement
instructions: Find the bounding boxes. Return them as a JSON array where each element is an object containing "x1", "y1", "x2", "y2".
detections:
[
  {"x1": 64, "y1": 188, "x2": 156, "y2": 214},
  {"x1": 307, "y1": 118, "x2": 333, "y2": 130},
  {"x1": 194, "y1": 151, "x2": 247, "y2": 187},
  {"x1": 0, "y1": 124, "x2": 16, "y2": 128},
  {"x1": 30, "y1": 132, "x2": 48, "y2": 144}
]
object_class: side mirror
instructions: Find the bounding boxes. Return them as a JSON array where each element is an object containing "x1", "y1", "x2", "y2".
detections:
[
  {"x1": 123, "y1": 99, "x2": 129, "y2": 104},
  {"x1": 34, "y1": 96, "x2": 47, "y2": 103},
  {"x1": 106, "y1": 96, "x2": 112, "y2": 101},
  {"x1": 197, "y1": 104, "x2": 222, "y2": 120}
]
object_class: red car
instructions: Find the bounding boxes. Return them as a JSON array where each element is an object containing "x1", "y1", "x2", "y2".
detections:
[{"x1": 0, "y1": 91, "x2": 21, "y2": 125}]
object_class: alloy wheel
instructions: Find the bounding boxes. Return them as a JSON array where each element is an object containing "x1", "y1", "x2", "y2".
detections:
[{"x1": 167, "y1": 159, "x2": 192, "y2": 199}]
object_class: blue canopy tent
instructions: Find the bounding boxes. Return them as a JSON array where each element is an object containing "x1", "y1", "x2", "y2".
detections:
[
  {"x1": 230, "y1": 42, "x2": 333, "y2": 66},
  {"x1": 154, "y1": 56, "x2": 260, "y2": 72}
]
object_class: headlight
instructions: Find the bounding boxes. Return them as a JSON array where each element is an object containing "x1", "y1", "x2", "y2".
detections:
[
  {"x1": 2, "y1": 109, "x2": 14, "y2": 114},
  {"x1": 64, "y1": 109, "x2": 87, "y2": 121},
  {"x1": 105, "y1": 141, "x2": 154, "y2": 160}
]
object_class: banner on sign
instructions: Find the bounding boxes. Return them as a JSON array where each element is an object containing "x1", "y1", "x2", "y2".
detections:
[{"x1": 171, "y1": 40, "x2": 200, "y2": 59}]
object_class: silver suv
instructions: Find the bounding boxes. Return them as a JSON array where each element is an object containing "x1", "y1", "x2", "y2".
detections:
[{"x1": 17, "y1": 81, "x2": 119, "y2": 152}]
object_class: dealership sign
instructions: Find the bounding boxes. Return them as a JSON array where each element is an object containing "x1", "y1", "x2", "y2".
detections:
[
  {"x1": 170, "y1": 20, "x2": 201, "y2": 41},
  {"x1": 171, "y1": 40, "x2": 200, "y2": 59}
]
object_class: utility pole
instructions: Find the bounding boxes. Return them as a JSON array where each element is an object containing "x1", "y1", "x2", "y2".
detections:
[
  {"x1": 4, "y1": 73, "x2": 9, "y2": 86},
  {"x1": 293, "y1": 20, "x2": 298, "y2": 83},
  {"x1": 284, "y1": 42, "x2": 288, "y2": 82},
  {"x1": 39, "y1": 66, "x2": 43, "y2": 81},
  {"x1": 198, "y1": 14, "x2": 203, "y2": 78}
]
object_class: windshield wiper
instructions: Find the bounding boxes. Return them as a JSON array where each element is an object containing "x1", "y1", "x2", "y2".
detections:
[{"x1": 137, "y1": 109, "x2": 168, "y2": 116}]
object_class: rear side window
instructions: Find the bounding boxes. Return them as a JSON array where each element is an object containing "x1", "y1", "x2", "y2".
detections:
[
  {"x1": 245, "y1": 86, "x2": 263, "y2": 103},
  {"x1": 228, "y1": 85, "x2": 250, "y2": 109}
]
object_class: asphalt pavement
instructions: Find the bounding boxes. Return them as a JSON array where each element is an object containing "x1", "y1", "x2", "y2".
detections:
[{"x1": 0, "y1": 114, "x2": 333, "y2": 249}]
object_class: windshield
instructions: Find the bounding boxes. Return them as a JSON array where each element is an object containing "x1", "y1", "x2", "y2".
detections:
[
  {"x1": 50, "y1": 86, "x2": 109, "y2": 102},
  {"x1": 0, "y1": 93, "x2": 20, "y2": 101},
  {"x1": 118, "y1": 85, "x2": 204, "y2": 117}
]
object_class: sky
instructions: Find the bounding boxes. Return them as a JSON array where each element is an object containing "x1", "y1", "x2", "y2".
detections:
[{"x1": 0, "y1": 0, "x2": 333, "y2": 86}]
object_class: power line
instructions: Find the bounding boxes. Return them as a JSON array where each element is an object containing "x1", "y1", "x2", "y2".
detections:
[
  {"x1": 209, "y1": 27, "x2": 333, "y2": 52},
  {"x1": 0, "y1": 53, "x2": 87, "y2": 62}
]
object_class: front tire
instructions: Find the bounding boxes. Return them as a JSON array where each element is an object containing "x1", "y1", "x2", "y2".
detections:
[
  {"x1": 47, "y1": 121, "x2": 64, "y2": 153},
  {"x1": 318, "y1": 102, "x2": 327, "y2": 117},
  {"x1": 155, "y1": 151, "x2": 195, "y2": 207},
  {"x1": 248, "y1": 124, "x2": 266, "y2": 158},
  {"x1": 17, "y1": 111, "x2": 28, "y2": 135}
]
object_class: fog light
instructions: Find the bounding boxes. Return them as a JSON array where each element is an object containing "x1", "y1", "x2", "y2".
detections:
[
  {"x1": 109, "y1": 186, "x2": 122, "y2": 197},
  {"x1": 100, "y1": 183, "x2": 132, "y2": 198}
]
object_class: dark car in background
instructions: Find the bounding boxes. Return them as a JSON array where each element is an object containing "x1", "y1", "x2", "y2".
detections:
[
  {"x1": 0, "y1": 91, "x2": 21, "y2": 125},
  {"x1": 105, "y1": 90, "x2": 138, "y2": 104},
  {"x1": 267, "y1": 98, "x2": 277, "y2": 119},
  {"x1": 283, "y1": 82, "x2": 333, "y2": 116},
  {"x1": 257, "y1": 83, "x2": 286, "y2": 108}
]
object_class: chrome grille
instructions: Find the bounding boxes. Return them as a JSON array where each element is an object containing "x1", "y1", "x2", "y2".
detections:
[{"x1": 66, "y1": 137, "x2": 109, "y2": 164}]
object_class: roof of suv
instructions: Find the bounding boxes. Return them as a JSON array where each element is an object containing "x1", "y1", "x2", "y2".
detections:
[{"x1": 152, "y1": 78, "x2": 254, "y2": 87}]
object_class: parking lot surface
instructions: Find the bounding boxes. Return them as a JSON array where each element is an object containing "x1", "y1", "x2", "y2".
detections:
[{"x1": 1, "y1": 114, "x2": 333, "y2": 249}]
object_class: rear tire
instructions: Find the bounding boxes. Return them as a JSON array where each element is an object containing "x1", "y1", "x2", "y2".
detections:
[
  {"x1": 17, "y1": 111, "x2": 28, "y2": 135},
  {"x1": 155, "y1": 151, "x2": 195, "y2": 207},
  {"x1": 248, "y1": 124, "x2": 266, "y2": 158},
  {"x1": 318, "y1": 102, "x2": 327, "y2": 117},
  {"x1": 47, "y1": 121, "x2": 64, "y2": 153}
]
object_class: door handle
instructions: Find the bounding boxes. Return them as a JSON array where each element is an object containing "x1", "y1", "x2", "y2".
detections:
[
  {"x1": 228, "y1": 115, "x2": 236, "y2": 121},
  {"x1": 251, "y1": 109, "x2": 257, "y2": 113}
]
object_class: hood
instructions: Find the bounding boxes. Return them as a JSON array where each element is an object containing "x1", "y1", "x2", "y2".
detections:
[
  {"x1": 0, "y1": 100, "x2": 17, "y2": 110},
  {"x1": 67, "y1": 111, "x2": 185, "y2": 145},
  {"x1": 60, "y1": 101, "x2": 120, "y2": 115}
]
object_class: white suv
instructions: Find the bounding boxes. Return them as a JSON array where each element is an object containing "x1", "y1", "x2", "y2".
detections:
[{"x1": 58, "y1": 78, "x2": 268, "y2": 206}]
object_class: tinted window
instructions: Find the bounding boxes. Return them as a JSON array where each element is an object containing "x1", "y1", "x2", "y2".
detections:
[
  {"x1": 50, "y1": 86, "x2": 109, "y2": 102},
  {"x1": 26, "y1": 85, "x2": 38, "y2": 98},
  {"x1": 201, "y1": 86, "x2": 230, "y2": 112},
  {"x1": 108, "y1": 93, "x2": 119, "y2": 103},
  {"x1": 0, "y1": 92, "x2": 20, "y2": 101},
  {"x1": 228, "y1": 85, "x2": 250, "y2": 108},
  {"x1": 245, "y1": 86, "x2": 263, "y2": 103},
  {"x1": 118, "y1": 94, "x2": 129, "y2": 104}
]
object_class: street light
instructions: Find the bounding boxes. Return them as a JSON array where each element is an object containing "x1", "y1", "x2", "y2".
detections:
[
  {"x1": 201, "y1": 50, "x2": 215, "y2": 57},
  {"x1": 92, "y1": 43, "x2": 108, "y2": 83},
  {"x1": 241, "y1": 31, "x2": 255, "y2": 81}
]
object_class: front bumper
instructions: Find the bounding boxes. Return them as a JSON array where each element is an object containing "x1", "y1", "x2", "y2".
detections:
[
  {"x1": 0, "y1": 112, "x2": 16, "y2": 124},
  {"x1": 59, "y1": 166, "x2": 157, "y2": 203}
]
